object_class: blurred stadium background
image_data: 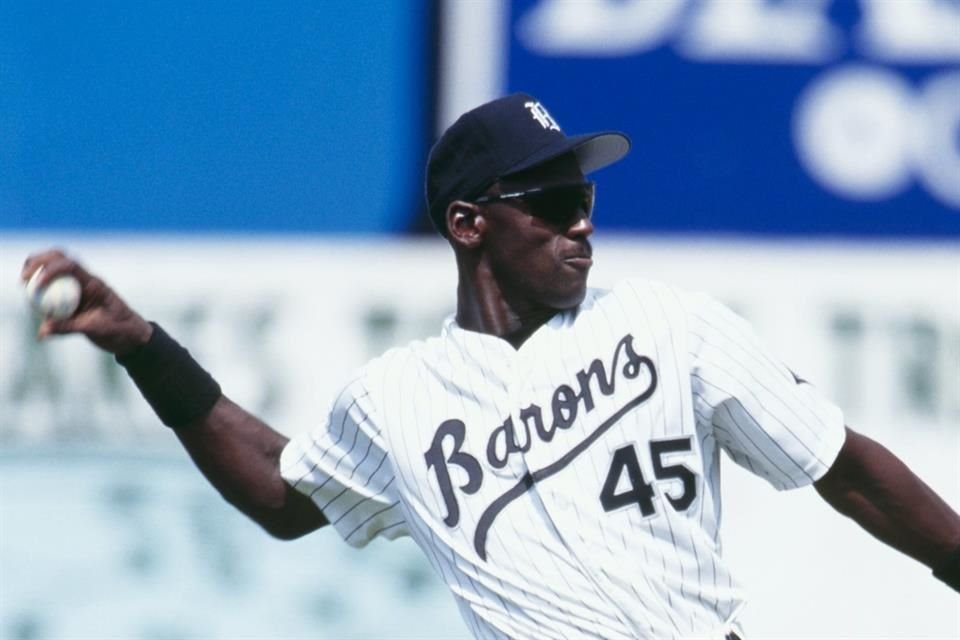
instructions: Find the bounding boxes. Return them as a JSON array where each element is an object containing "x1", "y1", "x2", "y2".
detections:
[{"x1": 1, "y1": 1, "x2": 958, "y2": 638}]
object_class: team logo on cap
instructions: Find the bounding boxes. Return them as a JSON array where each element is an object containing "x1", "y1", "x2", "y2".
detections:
[{"x1": 524, "y1": 101, "x2": 560, "y2": 132}]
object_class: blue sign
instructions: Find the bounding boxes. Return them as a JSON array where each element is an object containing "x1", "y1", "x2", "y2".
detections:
[
  {"x1": 0, "y1": 2, "x2": 431, "y2": 233},
  {"x1": 5, "y1": 1, "x2": 958, "y2": 238},
  {"x1": 501, "y1": 0, "x2": 960, "y2": 237}
]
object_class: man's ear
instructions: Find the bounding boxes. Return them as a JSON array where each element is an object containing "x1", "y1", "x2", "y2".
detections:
[{"x1": 446, "y1": 201, "x2": 485, "y2": 248}]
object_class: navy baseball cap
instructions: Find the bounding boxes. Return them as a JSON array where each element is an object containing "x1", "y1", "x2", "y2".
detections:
[{"x1": 425, "y1": 93, "x2": 631, "y2": 236}]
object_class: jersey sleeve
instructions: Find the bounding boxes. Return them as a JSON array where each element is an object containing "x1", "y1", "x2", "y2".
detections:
[
  {"x1": 280, "y1": 377, "x2": 408, "y2": 547},
  {"x1": 685, "y1": 292, "x2": 846, "y2": 490}
]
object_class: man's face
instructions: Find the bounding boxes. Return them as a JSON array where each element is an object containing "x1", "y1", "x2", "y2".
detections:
[{"x1": 477, "y1": 153, "x2": 595, "y2": 311}]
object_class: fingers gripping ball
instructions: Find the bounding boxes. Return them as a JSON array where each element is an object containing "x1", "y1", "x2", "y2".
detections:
[{"x1": 25, "y1": 268, "x2": 82, "y2": 320}]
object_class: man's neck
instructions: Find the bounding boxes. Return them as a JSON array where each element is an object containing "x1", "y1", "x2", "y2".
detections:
[{"x1": 454, "y1": 268, "x2": 556, "y2": 349}]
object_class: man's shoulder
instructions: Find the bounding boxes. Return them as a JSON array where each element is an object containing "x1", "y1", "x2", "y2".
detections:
[
  {"x1": 584, "y1": 277, "x2": 694, "y2": 308},
  {"x1": 576, "y1": 278, "x2": 720, "y2": 338},
  {"x1": 354, "y1": 328, "x2": 450, "y2": 386}
]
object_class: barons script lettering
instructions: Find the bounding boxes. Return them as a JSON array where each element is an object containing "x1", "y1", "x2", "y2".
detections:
[{"x1": 424, "y1": 333, "x2": 658, "y2": 558}]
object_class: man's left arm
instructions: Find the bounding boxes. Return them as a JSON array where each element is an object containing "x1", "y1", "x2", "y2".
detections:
[{"x1": 814, "y1": 426, "x2": 960, "y2": 592}]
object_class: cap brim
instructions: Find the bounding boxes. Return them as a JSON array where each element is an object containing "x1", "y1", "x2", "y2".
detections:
[{"x1": 503, "y1": 131, "x2": 631, "y2": 178}]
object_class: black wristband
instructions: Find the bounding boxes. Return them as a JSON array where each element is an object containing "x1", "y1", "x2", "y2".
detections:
[
  {"x1": 116, "y1": 322, "x2": 222, "y2": 429},
  {"x1": 933, "y1": 544, "x2": 960, "y2": 593}
]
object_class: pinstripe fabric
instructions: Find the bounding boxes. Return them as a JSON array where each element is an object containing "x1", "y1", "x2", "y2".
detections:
[
  {"x1": 687, "y1": 292, "x2": 845, "y2": 491},
  {"x1": 279, "y1": 279, "x2": 846, "y2": 640}
]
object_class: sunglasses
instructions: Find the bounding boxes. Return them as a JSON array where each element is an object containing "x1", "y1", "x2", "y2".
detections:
[{"x1": 472, "y1": 181, "x2": 596, "y2": 227}]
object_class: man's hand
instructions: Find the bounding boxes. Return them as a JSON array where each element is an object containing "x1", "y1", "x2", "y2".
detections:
[
  {"x1": 22, "y1": 249, "x2": 327, "y2": 538},
  {"x1": 21, "y1": 248, "x2": 153, "y2": 356}
]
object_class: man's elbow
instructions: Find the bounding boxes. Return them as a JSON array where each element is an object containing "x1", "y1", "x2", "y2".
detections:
[
  {"x1": 260, "y1": 517, "x2": 324, "y2": 540},
  {"x1": 234, "y1": 488, "x2": 330, "y2": 540},
  {"x1": 268, "y1": 493, "x2": 330, "y2": 539}
]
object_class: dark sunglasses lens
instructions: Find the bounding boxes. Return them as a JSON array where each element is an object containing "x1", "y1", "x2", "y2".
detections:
[{"x1": 526, "y1": 184, "x2": 594, "y2": 225}]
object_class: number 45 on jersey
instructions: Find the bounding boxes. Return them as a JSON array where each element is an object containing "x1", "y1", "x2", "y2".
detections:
[{"x1": 601, "y1": 437, "x2": 697, "y2": 517}]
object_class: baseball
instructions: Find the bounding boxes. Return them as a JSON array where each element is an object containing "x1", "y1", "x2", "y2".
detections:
[{"x1": 25, "y1": 268, "x2": 82, "y2": 320}]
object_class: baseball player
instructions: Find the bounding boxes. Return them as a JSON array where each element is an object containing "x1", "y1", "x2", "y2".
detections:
[{"x1": 22, "y1": 93, "x2": 960, "y2": 639}]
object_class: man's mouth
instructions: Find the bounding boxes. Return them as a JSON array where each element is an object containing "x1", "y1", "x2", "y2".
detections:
[{"x1": 563, "y1": 255, "x2": 593, "y2": 269}]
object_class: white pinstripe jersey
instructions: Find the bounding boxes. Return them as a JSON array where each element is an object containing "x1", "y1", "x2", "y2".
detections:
[{"x1": 280, "y1": 278, "x2": 846, "y2": 640}]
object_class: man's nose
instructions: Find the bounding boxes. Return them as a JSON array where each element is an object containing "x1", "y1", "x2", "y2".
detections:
[{"x1": 567, "y1": 213, "x2": 594, "y2": 238}]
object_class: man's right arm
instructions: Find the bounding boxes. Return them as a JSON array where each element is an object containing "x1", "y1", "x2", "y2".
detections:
[
  {"x1": 21, "y1": 249, "x2": 327, "y2": 540},
  {"x1": 174, "y1": 395, "x2": 328, "y2": 539}
]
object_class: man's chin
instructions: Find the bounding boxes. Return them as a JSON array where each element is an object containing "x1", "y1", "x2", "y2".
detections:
[{"x1": 551, "y1": 283, "x2": 588, "y2": 310}]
